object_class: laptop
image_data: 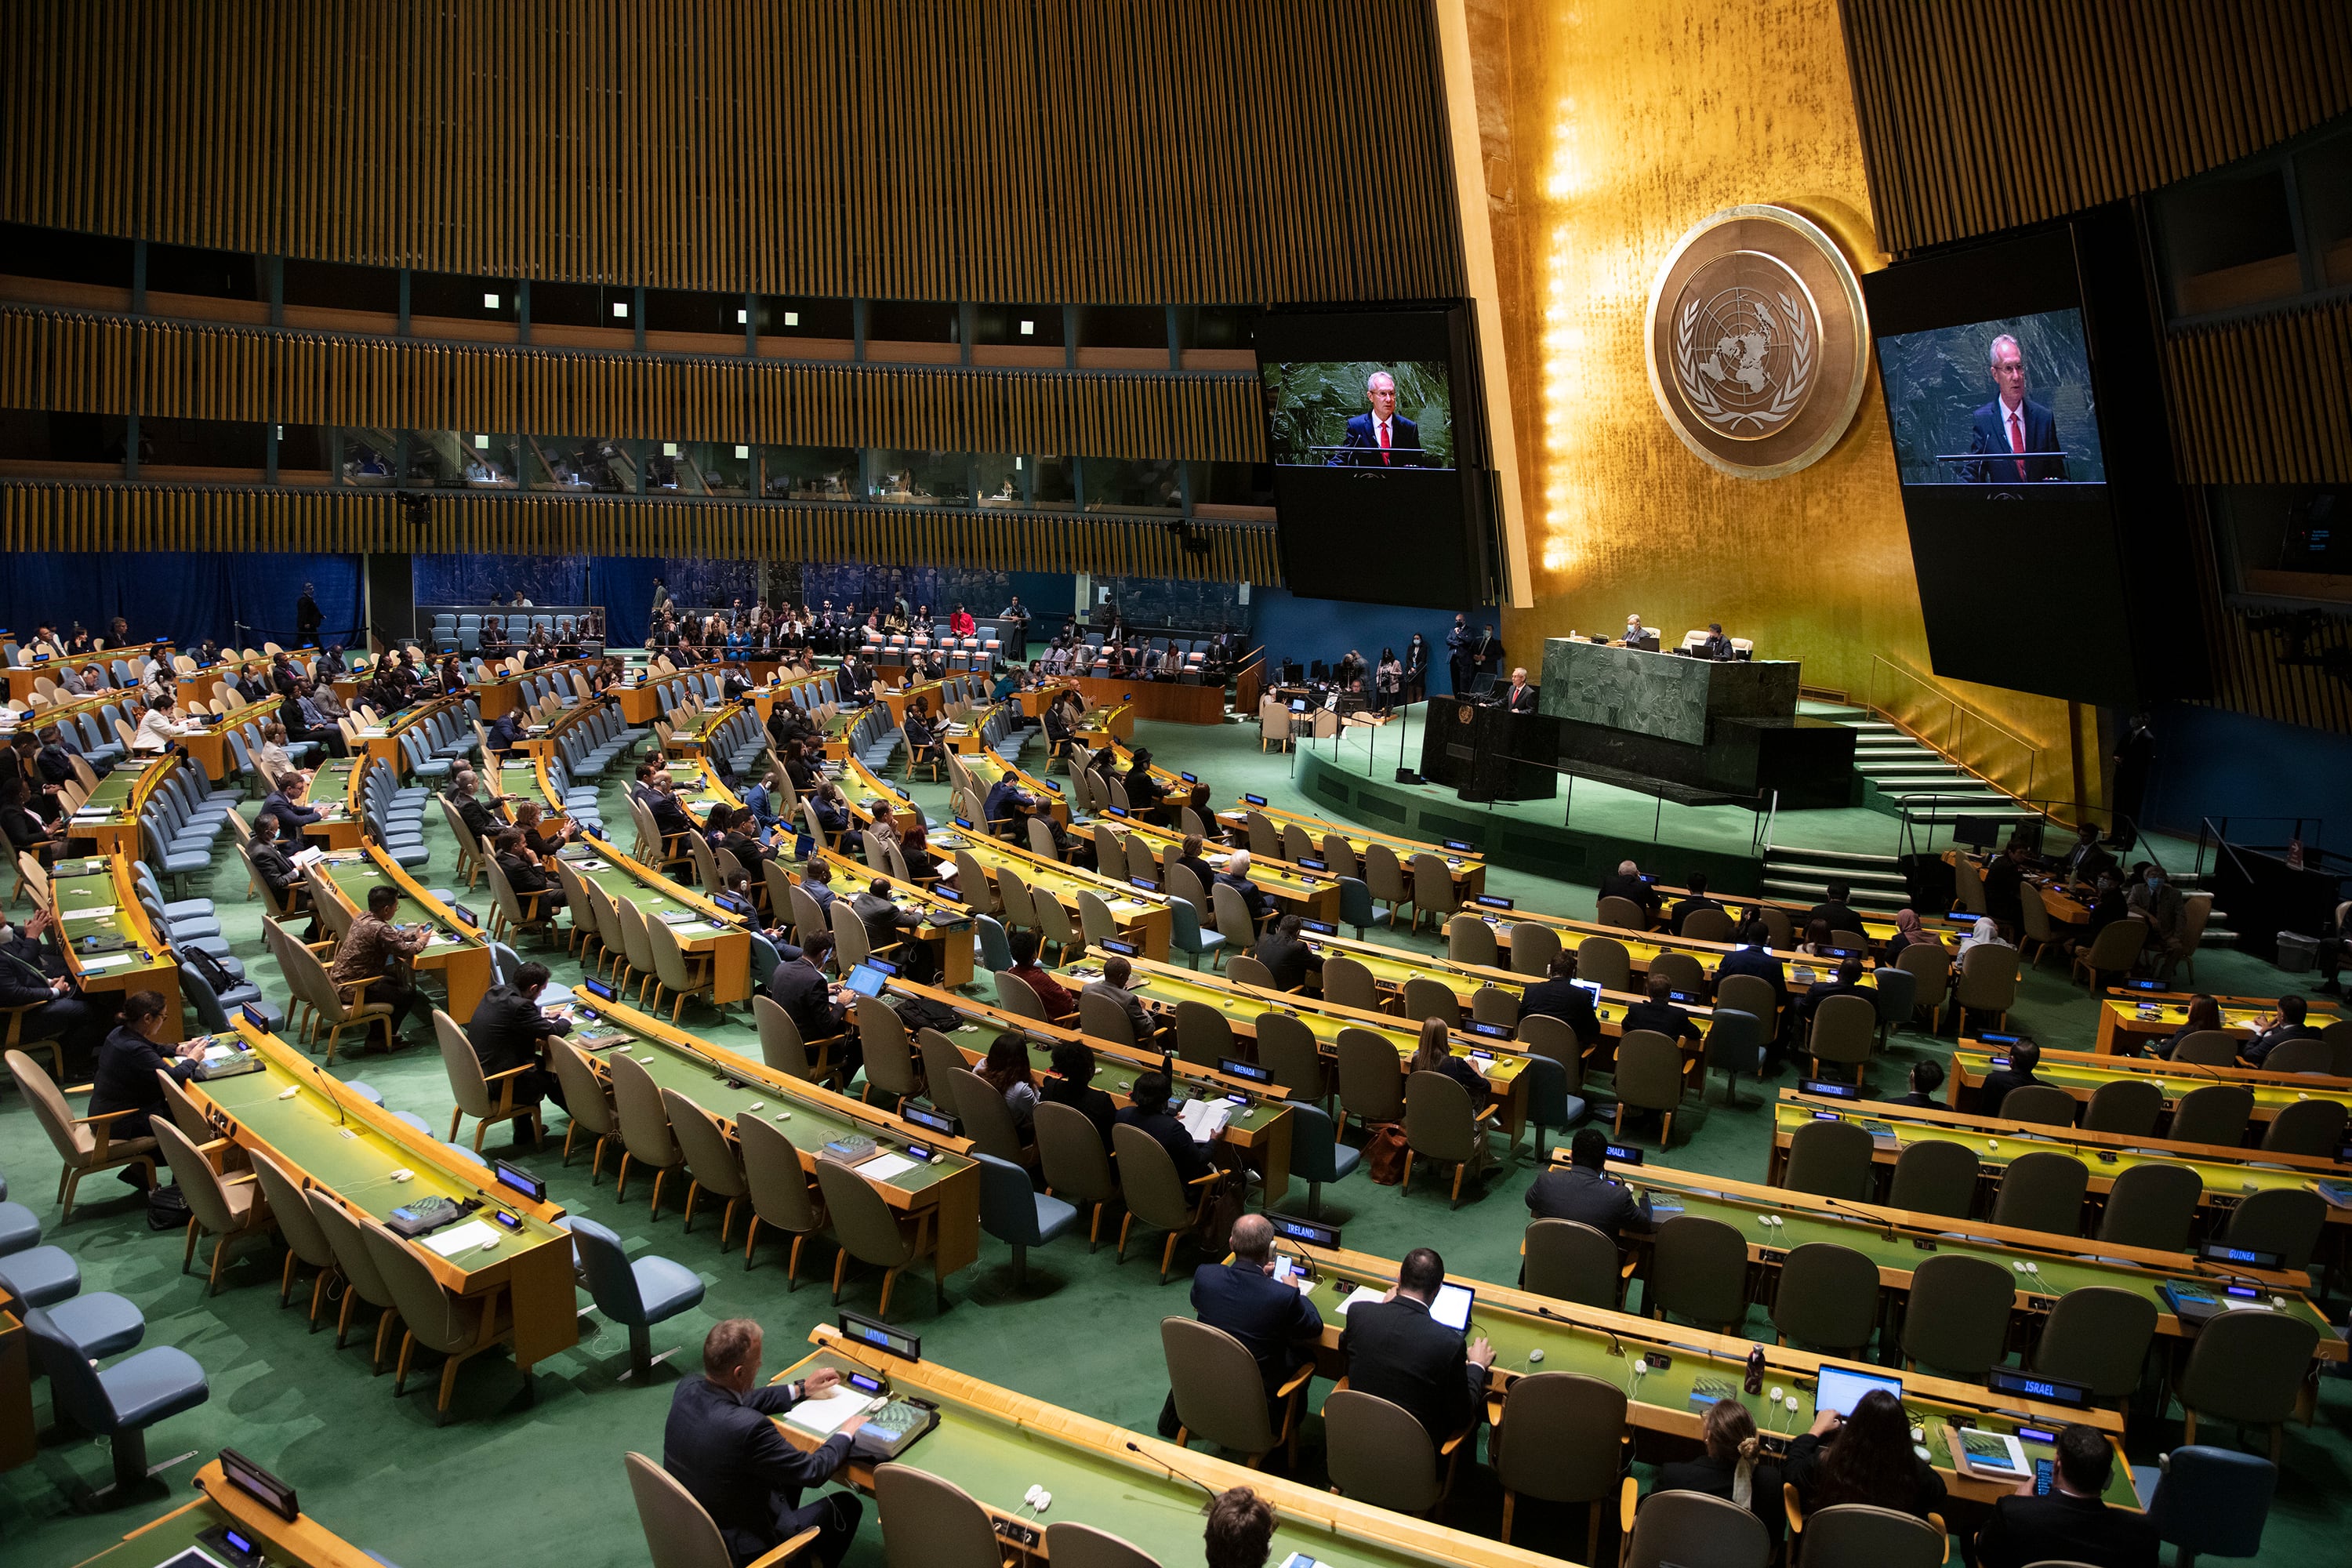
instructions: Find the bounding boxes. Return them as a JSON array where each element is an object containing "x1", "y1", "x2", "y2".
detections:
[
  {"x1": 1814, "y1": 1365, "x2": 1901, "y2": 1417},
  {"x1": 842, "y1": 964, "x2": 890, "y2": 999}
]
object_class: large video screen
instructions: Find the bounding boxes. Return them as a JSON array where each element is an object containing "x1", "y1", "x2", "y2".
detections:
[
  {"x1": 1876, "y1": 308, "x2": 2107, "y2": 486},
  {"x1": 1254, "y1": 307, "x2": 1490, "y2": 606},
  {"x1": 1261, "y1": 359, "x2": 1454, "y2": 469}
]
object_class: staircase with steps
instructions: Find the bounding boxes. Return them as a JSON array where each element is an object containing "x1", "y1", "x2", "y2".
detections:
[
  {"x1": 1761, "y1": 844, "x2": 1912, "y2": 914},
  {"x1": 1804, "y1": 701, "x2": 2033, "y2": 823}
]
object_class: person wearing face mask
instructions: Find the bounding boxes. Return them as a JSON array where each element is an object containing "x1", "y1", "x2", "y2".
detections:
[{"x1": 2127, "y1": 864, "x2": 2187, "y2": 978}]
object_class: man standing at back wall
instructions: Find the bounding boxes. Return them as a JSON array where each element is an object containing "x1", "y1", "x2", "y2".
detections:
[
  {"x1": 1966, "y1": 332, "x2": 2063, "y2": 482},
  {"x1": 1328, "y1": 370, "x2": 1423, "y2": 467}
]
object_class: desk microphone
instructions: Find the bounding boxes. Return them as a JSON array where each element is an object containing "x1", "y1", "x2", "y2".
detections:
[
  {"x1": 309, "y1": 1057, "x2": 350, "y2": 1128},
  {"x1": 1820, "y1": 1195, "x2": 1903, "y2": 1238},
  {"x1": 1536, "y1": 1303, "x2": 1635, "y2": 1395},
  {"x1": 1123, "y1": 1440, "x2": 1225, "y2": 1502}
]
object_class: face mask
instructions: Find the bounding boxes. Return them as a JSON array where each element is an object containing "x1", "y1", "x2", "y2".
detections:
[{"x1": 2147, "y1": 877, "x2": 2165, "y2": 890}]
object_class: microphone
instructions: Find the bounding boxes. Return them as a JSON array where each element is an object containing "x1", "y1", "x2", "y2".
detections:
[
  {"x1": 309, "y1": 1056, "x2": 350, "y2": 1128},
  {"x1": 1536, "y1": 1303, "x2": 1637, "y2": 1395},
  {"x1": 1820, "y1": 1195, "x2": 1904, "y2": 1236},
  {"x1": 1123, "y1": 1440, "x2": 1226, "y2": 1502}
]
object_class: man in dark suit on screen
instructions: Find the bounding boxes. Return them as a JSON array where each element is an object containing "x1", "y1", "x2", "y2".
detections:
[
  {"x1": 1965, "y1": 333, "x2": 2063, "y2": 481},
  {"x1": 1327, "y1": 371, "x2": 1425, "y2": 467}
]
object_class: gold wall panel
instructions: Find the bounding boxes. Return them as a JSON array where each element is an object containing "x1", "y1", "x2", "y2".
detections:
[
  {"x1": 1841, "y1": 0, "x2": 2352, "y2": 256},
  {"x1": 0, "y1": 307, "x2": 1266, "y2": 462},
  {"x1": 1468, "y1": 0, "x2": 2081, "y2": 804},
  {"x1": 0, "y1": 0, "x2": 1461, "y2": 305},
  {"x1": 0, "y1": 480, "x2": 1281, "y2": 583}
]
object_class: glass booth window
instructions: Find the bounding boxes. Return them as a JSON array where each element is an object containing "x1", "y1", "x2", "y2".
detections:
[
  {"x1": 755, "y1": 296, "x2": 855, "y2": 339},
  {"x1": 282, "y1": 260, "x2": 401, "y2": 315},
  {"x1": 2158, "y1": 164, "x2": 2299, "y2": 318},
  {"x1": 647, "y1": 441, "x2": 750, "y2": 497},
  {"x1": 1076, "y1": 305, "x2": 1170, "y2": 350},
  {"x1": 341, "y1": 429, "x2": 398, "y2": 485},
  {"x1": 529, "y1": 281, "x2": 633, "y2": 330},
  {"x1": 869, "y1": 449, "x2": 970, "y2": 506},
  {"x1": 1082, "y1": 456, "x2": 1182, "y2": 515},
  {"x1": 406, "y1": 430, "x2": 518, "y2": 489},
  {"x1": 975, "y1": 454, "x2": 1077, "y2": 511},
  {"x1": 528, "y1": 437, "x2": 639, "y2": 494},
  {"x1": 0, "y1": 223, "x2": 133, "y2": 288},
  {"x1": 760, "y1": 445, "x2": 859, "y2": 501},
  {"x1": 408, "y1": 271, "x2": 521, "y2": 327},
  {"x1": 2296, "y1": 132, "x2": 2352, "y2": 292},
  {"x1": 971, "y1": 303, "x2": 1063, "y2": 346},
  {"x1": 866, "y1": 299, "x2": 960, "y2": 344},
  {"x1": 644, "y1": 289, "x2": 746, "y2": 341},
  {"x1": 144, "y1": 245, "x2": 262, "y2": 302}
]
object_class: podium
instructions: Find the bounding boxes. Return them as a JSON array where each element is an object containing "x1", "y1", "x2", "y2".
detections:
[{"x1": 1419, "y1": 696, "x2": 1559, "y2": 803}]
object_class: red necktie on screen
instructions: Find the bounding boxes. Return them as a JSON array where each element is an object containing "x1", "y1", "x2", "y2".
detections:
[
  {"x1": 2008, "y1": 410, "x2": 2025, "y2": 481},
  {"x1": 1379, "y1": 419, "x2": 1391, "y2": 466}
]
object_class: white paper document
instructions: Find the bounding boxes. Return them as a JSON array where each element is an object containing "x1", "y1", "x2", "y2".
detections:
[
  {"x1": 1334, "y1": 1286, "x2": 1388, "y2": 1316},
  {"x1": 79, "y1": 952, "x2": 141, "y2": 971},
  {"x1": 1177, "y1": 1099, "x2": 1236, "y2": 1143},
  {"x1": 858, "y1": 1152, "x2": 920, "y2": 1183},
  {"x1": 782, "y1": 1385, "x2": 881, "y2": 1439},
  {"x1": 61, "y1": 904, "x2": 119, "y2": 920},
  {"x1": 422, "y1": 1220, "x2": 499, "y2": 1257}
]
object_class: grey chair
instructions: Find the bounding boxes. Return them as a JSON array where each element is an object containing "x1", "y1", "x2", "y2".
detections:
[
  {"x1": 245, "y1": 1146, "x2": 338, "y2": 1326},
  {"x1": 1523, "y1": 1218, "x2": 1632, "y2": 1309},
  {"x1": 569, "y1": 1214, "x2": 707, "y2": 1380},
  {"x1": 1769, "y1": 1241, "x2": 1880, "y2": 1356},
  {"x1": 1283, "y1": 1098, "x2": 1361, "y2": 1216},
  {"x1": 2031, "y1": 1286, "x2": 2158, "y2": 1405},
  {"x1": 1702, "y1": 1007, "x2": 1764, "y2": 1106},
  {"x1": 1112, "y1": 1121, "x2": 1215, "y2": 1285},
  {"x1": 1334, "y1": 1027, "x2": 1406, "y2": 1130},
  {"x1": 1160, "y1": 1316, "x2": 1308, "y2": 1468},
  {"x1": 1034, "y1": 1101, "x2": 1122, "y2": 1250},
  {"x1": 1172, "y1": 1000, "x2": 1232, "y2": 1069},
  {"x1": 855, "y1": 995, "x2": 925, "y2": 1110},
  {"x1": 1320, "y1": 954, "x2": 1377, "y2": 1009},
  {"x1": 948, "y1": 1066, "x2": 1027, "y2": 1166},
  {"x1": 1612, "y1": 1030, "x2": 1688, "y2": 1145},
  {"x1": 2169, "y1": 1032, "x2": 2240, "y2": 1067},
  {"x1": 2082, "y1": 1077, "x2": 2163, "y2": 1137},
  {"x1": 1887, "y1": 1138, "x2": 1980, "y2": 1219},
  {"x1": 609, "y1": 1054, "x2": 687, "y2": 1216},
  {"x1": 625, "y1": 1448, "x2": 823, "y2": 1568},
  {"x1": 1079, "y1": 987, "x2": 1139, "y2": 1048},
  {"x1": 1999, "y1": 1083, "x2": 2079, "y2": 1127},
  {"x1": 1401, "y1": 1069, "x2": 1494, "y2": 1208},
  {"x1": 661, "y1": 1087, "x2": 751, "y2": 1246},
  {"x1": 2175, "y1": 1308, "x2": 2321, "y2": 1461},
  {"x1": 1645, "y1": 1214, "x2": 1748, "y2": 1331},
  {"x1": 1323, "y1": 1387, "x2": 1463, "y2": 1519},
  {"x1": 2169, "y1": 1084, "x2": 2255, "y2": 1148},
  {"x1": 738, "y1": 1114, "x2": 826, "y2": 1283},
  {"x1": 1783, "y1": 1118, "x2": 1875, "y2": 1199},
  {"x1": 1042, "y1": 1522, "x2": 1165, "y2": 1568},
  {"x1": 1900, "y1": 1252, "x2": 2014, "y2": 1380},
  {"x1": 2222, "y1": 1187, "x2": 2325, "y2": 1276},
  {"x1": 2260, "y1": 1098, "x2": 2347, "y2": 1156},
  {"x1": 550, "y1": 1039, "x2": 620, "y2": 1179},
  {"x1": 305, "y1": 1189, "x2": 402, "y2": 1370},
  {"x1": 974, "y1": 1149, "x2": 1078, "y2": 1286},
  {"x1": 1447, "y1": 915, "x2": 1499, "y2": 968},
  {"x1": 873, "y1": 1461, "x2": 1005, "y2": 1568},
  {"x1": 2094, "y1": 1161, "x2": 2201, "y2": 1253},
  {"x1": 1577, "y1": 936, "x2": 1632, "y2": 993},
  {"x1": 1988, "y1": 1150, "x2": 2088, "y2": 1236},
  {"x1": 1623, "y1": 1487, "x2": 1771, "y2": 1568},
  {"x1": 361, "y1": 1218, "x2": 515, "y2": 1424},
  {"x1": 1793, "y1": 1503, "x2": 1946, "y2": 1568},
  {"x1": 1490, "y1": 1370, "x2": 1627, "y2": 1553},
  {"x1": 814, "y1": 1159, "x2": 938, "y2": 1319},
  {"x1": 1254, "y1": 1011, "x2": 1327, "y2": 1106},
  {"x1": 1508, "y1": 920, "x2": 1561, "y2": 976}
]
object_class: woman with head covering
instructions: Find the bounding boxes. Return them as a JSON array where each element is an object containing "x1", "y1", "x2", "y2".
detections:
[
  {"x1": 1881, "y1": 907, "x2": 1928, "y2": 961},
  {"x1": 1957, "y1": 916, "x2": 2012, "y2": 957}
]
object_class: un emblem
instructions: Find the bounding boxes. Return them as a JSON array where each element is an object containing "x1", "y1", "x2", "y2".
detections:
[{"x1": 1646, "y1": 205, "x2": 1867, "y2": 479}]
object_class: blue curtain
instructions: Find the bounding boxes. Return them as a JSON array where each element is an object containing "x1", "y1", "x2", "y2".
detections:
[
  {"x1": 0, "y1": 552, "x2": 359, "y2": 652},
  {"x1": 412, "y1": 554, "x2": 590, "y2": 608}
]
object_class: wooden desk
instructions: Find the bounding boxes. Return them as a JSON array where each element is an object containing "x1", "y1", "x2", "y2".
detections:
[
  {"x1": 1944, "y1": 849, "x2": 2093, "y2": 925},
  {"x1": 5, "y1": 641, "x2": 170, "y2": 702},
  {"x1": 1221, "y1": 798, "x2": 1490, "y2": 901},
  {"x1": 60, "y1": 750, "x2": 172, "y2": 861},
  {"x1": 560, "y1": 838, "x2": 754, "y2": 1008},
  {"x1": 1591, "y1": 1158, "x2": 2339, "y2": 1360},
  {"x1": 927, "y1": 825, "x2": 1174, "y2": 961},
  {"x1": 1287, "y1": 1242, "x2": 2136, "y2": 1511},
  {"x1": 2093, "y1": 989, "x2": 2342, "y2": 1058},
  {"x1": 804, "y1": 849, "x2": 976, "y2": 990},
  {"x1": 1112, "y1": 816, "x2": 1340, "y2": 921},
  {"x1": 45, "y1": 852, "x2": 183, "y2": 1041},
  {"x1": 1488, "y1": 905, "x2": 1875, "y2": 987},
  {"x1": 198, "y1": 1023, "x2": 579, "y2": 1373},
  {"x1": 1769, "y1": 1090, "x2": 2352, "y2": 1227},
  {"x1": 309, "y1": 844, "x2": 496, "y2": 1024},
  {"x1": 1948, "y1": 1038, "x2": 2352, "y2": 1129},
  {"x1": 568, "y1": 993, "x2": 982, "y2": 1283},
  {"x1": 71, "y1": 1459, "x2": 380, "y2": 1568},
  {"x1": 778, "y1": 1325, "x2": 1564, "y2": 1568},
  {"x1": 1067, "y1": 950, "x2": 1537, "y2": 1145},
  {"x1": 881, "y1": 978, "x2": 1294, "y2": 1206}
]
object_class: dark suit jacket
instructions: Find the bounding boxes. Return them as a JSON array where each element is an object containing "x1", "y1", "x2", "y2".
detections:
[
  {"x1": 1600, "y1": 872, "x2": 1660, "y2": 915},
  {"x1": 1517, "y1": 978, "x2": 1602, "y2": 1044},
  {"x1": 0, "y1": 931, "x2": 64, "y2": 1010},
  {"x1": 466, "y1": 983, "x2": 570, "y2": 1076},
  {"x1": 1503, "y1": 682, "x2": 1537, "y2": 713},
  {"x1": 764, "y1": 960, "x2": 842, "y2": 1044},
  {"x1": 662, "y1": 1374, "x2": 855, "y2": 1568},
  {"x1": 1968, "y1": 397, "x2": 2063, "y2": 481},
  {"x1": 1253, "y1": 931, "x2": 1324, "y2": 993},
  {"x1": 88, "y1": 1025, "x2": 196, "y2": 1142},
  {"x1": 1806, "y1": 901, "x2": 1861, "y2": 935},
  {"x1": 2056, "y1": 839, "x2": 2118, "y2": 886},
  {"x1": 1784, "y1": 1430, "x2": 1947, "y2": 1519},
  {"x1": 1040, "y1": 1076, "x2": 1116, "y2": 1149},
  {"x1": 1976, "y1": 1490, "x2": 2159, "y2": 1568},
  {"x1": 1624, "y1": 998, "x2": 1703, "y2": 1044},
  {"x1": 1980, "y1": 1065, "x2": 2040, "y2": 1109},
  {"x1": 1984, "y1": 858, "x2": 2027, "y2": 929},
  {"x1": 249, "y1": 840, "x2": 302, "y2": 909},
  {"x1": 1117, "y1": 1104, "x2": 1210, "y2": 1184},
  {"x1": 1216, "y1": 870, "x2": 1271, "y2": 925},
  {"x1": 1714, "y1": 946, "x2": 1790, "y2": 1011},
  {"x1": 1669, "y1": 895, "x2": 1725, "y2": 935},
  {"x1": 1525, "y1": 1164, "x2": 1652, "y2": 1243},
  {"x1": 1338, "y1": 1294, "x2": 1483, "y2": 1443},
  {"x1": 1328, "y1": 411, "x2": 1424, "y2": 467},
  {"x1": 2242, "y1": 1022, "x2": 2321, "y2": 1068},
  {"x1": 1191, "y1": 1261, "x2": 1324, "y2": 1393}
]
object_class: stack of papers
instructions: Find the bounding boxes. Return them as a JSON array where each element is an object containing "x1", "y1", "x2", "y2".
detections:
[
  {"x1": 421, "y1": 1220, "x2": 499, "y2": 1257},
  {"x1": 782, "y1": 1385, "x2": 882, "y2": 1439},
  {"x1": 859, "y1": 1152, "x2": 920, "y2": 1182}
]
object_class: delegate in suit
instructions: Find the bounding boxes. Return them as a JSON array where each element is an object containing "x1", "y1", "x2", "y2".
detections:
[
  {"x1": 1965, "y1": 333, "x2": 2064, "y2": 481},
  {"x1": 1337, "y1": 1247, "x2": 1494, "y2": 1444},
  {"x1": 1326, "y1": 371, "x2": 1425, "y2": 467},
  {"x1": 1157, "y1": 1214, "x2": 1324, "y2": 1438}
]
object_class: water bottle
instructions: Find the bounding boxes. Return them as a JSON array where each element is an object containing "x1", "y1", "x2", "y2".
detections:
[{"x1": 1744, "y1": 1344, "x2": 1765, "y2": 1396}]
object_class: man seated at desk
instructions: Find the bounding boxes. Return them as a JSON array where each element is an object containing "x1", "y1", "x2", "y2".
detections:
[
  {"x1": 1501, "y1": 666, "x2": 1537, "y2": 713},
  {"x1": 1526, "y1": 1126, "x2": 1654, "y2": 1247},
  {"x1": 1517, "y1": 950, "x2": 1602, "y2": 1049},
  {"x1": 1156, "y1": 1214, "x2": 1324, "y2": 1440},
  {"x1": 1600, "y1": 859, "x2": 1663, "y2": 927},
  {"x1": 1337, "y1": 1246, "x2": 1494, "y2": 1446},
  {"x1": 663, "y1": 1319, "x2": 866, "y2": 1568},
  {"x1": 1619, "y1": 615, "x2": 1660, "y2": 652},
  {"x1": 1696, "y1": 622, "x2": 1736, "y2": 660},
  {"x1": 467, "y1": 960, "x2": 572, "y2": 1143},
  {"x1": 1253, "y1": 913, "x2": 1324, "y2": 994},
  {"x1": 2051, "y1": 821, "x2": 2118, "y2": 887},
  {"x1": 1215, "y1": 850, "x2": 1273, "y2": 931},
  {"x1": 1623, "y1": 971, "x2": 1704, "y2": 1044}
]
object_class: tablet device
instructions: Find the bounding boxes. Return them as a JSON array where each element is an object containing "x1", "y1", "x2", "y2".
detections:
[{"x1": 1429, "y1": 1283, "x2": 1475, "y2": 1332}]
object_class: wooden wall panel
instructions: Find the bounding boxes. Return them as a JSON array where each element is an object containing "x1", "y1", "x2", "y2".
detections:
[
  {"x1": 1839, "y1": 0, "x2": 2352, "y2": 255},
  {"x1": 0, "y1": 307, "x2": 1268, "y2": 460},
  {"x1": 2165, "y1": 298, "x2": 2352, "y2": 485},
  {"x1": 0, "y1": 480, "x2": 1283, "y2": 583},
  {"x1": 0, "y1": 0, "x2": 1463, "y2": 305}
]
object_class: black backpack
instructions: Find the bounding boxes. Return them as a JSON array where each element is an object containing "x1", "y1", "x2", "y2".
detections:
[{"x1": 147, "y1": 1181, "x2": 191, "y2": 1232}]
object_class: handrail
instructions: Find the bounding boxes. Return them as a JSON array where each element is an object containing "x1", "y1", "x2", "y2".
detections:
[
  {"x1": 1867, "y1": 655, "x2": 2049, "y2": 800},
  {"x1": 1753, "y1": 789, "x2": 1779, "y2": 858}
]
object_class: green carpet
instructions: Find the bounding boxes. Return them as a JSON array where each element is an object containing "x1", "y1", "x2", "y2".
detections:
[{"x1": 2, "y1": 706, "x2": 2342, "y2": 1568}]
